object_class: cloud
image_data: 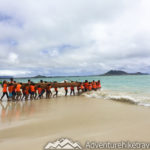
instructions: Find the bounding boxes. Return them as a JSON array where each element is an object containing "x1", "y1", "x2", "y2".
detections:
[
  {"x1": 0, "y1": 70, "x2": 31, "y2": 76},
  {"x1": 8, "y1": 52, "x2": 18, "y2": 63},
  {"x1": 0, "y1": 0, "x2": 150, "y2": 76}
]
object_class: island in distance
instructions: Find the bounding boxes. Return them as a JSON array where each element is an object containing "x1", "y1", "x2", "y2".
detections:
[{"x1": 101, "y1": 70, "x2": 149, "y2": 76}]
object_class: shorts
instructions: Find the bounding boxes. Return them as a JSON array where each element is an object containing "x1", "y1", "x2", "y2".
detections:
[
  {"x1": 29, "y1": 90, "x2": 31, "y2": 94},
  {"x1": 12, "y1": 91, "x2": 16, "y2": 96},
  {"x1": 9, "y1": 93, "x2": 12, "y2": 97},
  {"x1": 41, "y1": 90, "x2": 45, "y2": 95},
  {"x1": 46, "y1": 91, "x2": 51, "y2": 94},
  {"x1": 16, "y1": 91, "x2": 22, "y2": 96},
  {"x1": 31, "y1": 92, "x2": 35, "y2": 95}
]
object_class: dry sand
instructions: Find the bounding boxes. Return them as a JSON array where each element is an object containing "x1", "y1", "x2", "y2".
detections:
[{"x1": 0, "y1": 96, "x2": 150, "y2": 150}]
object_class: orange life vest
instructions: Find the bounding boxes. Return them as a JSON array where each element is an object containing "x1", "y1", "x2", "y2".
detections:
[
  {"x1": 70, "y1": 86, "x2": 74, "y2": 90},
  {"x1": 8, "y1": 85, "x2": 13, "y2": 93},
  {"x1": 25, "y1": 86, "x2": 29, "y2": 95},
  {"x1": 92, "y1": 82, "x2": 97, "y2": 89},
  {"x1": 88, "y1": 84, "x2": 92, "y2": 91},
  {"x1": 80, "y1": 84, "x2": 84, "y2": 89},
  {"x1": 38, "y1": 87, "x2": 42, "y2": 94},
  {"x1": 47, "y1": 86, "x2": 51, "y2": 91},
  {"x1": 64, "y1": 87, "x2": 68, "y2": 90},
  {"x1": 84, "y1": 82, "x2": 89, "y2": 89},
  {"x1": 16, "y1": 84, "x2": 21, "y2": 92},
  {"x1": 3, "y1": 83, "x2": 7, "y2": 92},
  {"x1": 97, "y1": 82, "x2": 101, "y2": 88},
  {"x1": 30, "y1": 85, "x2": 35, "y2": 92},
  {"x1": 55, "y1": 87, "x2": 58, "y2": 91}
]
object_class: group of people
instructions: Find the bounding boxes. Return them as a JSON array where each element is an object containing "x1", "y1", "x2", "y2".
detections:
[{"x1": 0, "y1": 78, "x2": 101, "y2": 101}]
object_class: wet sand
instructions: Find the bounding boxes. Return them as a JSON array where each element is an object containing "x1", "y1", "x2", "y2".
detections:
[{"x1": 0, "y1": 96, "x2": 150, "y2": 150}]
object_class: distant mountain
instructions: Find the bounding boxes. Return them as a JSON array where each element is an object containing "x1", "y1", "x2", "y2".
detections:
[
  {"x1": 130, "y1": 72, "x2": 148, "y2": 75},
  {"x1": 33, "y1": 75, "x2": 47, "y2": 78},
  {"x1": 102, "y1": 70, "x2": 148, "y2": 76},
  {"x1": 104, "y1": 70, "x2": 128, "y2": 76}
]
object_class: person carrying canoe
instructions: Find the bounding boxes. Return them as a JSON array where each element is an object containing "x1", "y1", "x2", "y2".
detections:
[
  {"x1": 16, "y1": 83, "x2": 22, "y2": 100},
  {"x1": 96, "y1": 80, "x2": 101, "y2": 89},
  {"x1": 84, "y1": 80, "x2": 89, "y2": 92},
  {"x1": 70, "y1": 81, "x2": 75, "y2": 96},
  {"x1": 53, "y1": 87, "x2": 58, "y2": 97},
  {"x1": 0, "y1": 80, "x2": 9, "y2": 101},
  {"x1": 8, "y1": 83, "x2": 13, "y2": 101},
  {"x1": 64, "y1": 81, "x2": 68, "y2": 96},
  {"x1": 92, "y1": 80, "x2": 97, "y2": 91},
  {"x1": 46, "y1": 84, "x2": 52, "y2": 99},
  {"x1": 88, "y1": 82, "x2": 92, "y2": 91}
]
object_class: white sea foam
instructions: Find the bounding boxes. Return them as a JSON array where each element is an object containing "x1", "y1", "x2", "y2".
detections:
[{"x1": 82, "y1": 88, "x2": 150, "y2": 107}]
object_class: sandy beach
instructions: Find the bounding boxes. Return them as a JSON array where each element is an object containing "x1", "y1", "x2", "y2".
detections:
[{"x1": 0, "y1": 96, "x2": 150, "y2": 150}]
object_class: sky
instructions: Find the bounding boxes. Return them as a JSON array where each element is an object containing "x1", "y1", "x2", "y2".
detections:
[{"x1": 0, "y1": 0, "x2": 150, "y2": 77}]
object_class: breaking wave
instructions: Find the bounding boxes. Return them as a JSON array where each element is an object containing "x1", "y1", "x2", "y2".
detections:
[{"x1": 82, "y1": 89, "x2": 150, "y2": 107}]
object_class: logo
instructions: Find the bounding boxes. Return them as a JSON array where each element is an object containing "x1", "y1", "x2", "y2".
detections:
[{"x1": 44, "y1": 138, "x2": 82, "y2": 149}]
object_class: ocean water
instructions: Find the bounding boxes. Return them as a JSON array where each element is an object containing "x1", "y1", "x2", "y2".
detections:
[{"x1": 0, "y1": 75, "x2": 150, "y2": 107}]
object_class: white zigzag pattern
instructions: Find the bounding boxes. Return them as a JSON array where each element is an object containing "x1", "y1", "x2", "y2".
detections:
[{"x1": 45, "y1": 138, "x2": 82, "y2": 149}]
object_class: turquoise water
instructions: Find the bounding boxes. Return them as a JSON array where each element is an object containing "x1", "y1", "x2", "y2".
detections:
[{"x1": 1, "y1": 75, "x2": 150, "y2": 106}]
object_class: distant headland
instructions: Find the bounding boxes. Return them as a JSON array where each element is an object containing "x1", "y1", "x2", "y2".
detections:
[{"x1": 101, "y1": 70, "x2": 148, "y2": 76}]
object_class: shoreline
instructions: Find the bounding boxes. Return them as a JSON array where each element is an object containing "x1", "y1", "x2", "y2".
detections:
[{"x1": 0, "y1": 96, "x2": 150, "y2": 150}]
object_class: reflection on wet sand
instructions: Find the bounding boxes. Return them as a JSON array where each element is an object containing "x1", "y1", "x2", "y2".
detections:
[{"x1": 0, "y1": 100, "x2": 49, "y2": 123}]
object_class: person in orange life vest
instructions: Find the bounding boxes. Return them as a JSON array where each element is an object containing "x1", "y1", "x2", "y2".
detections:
[
  {"x1": 28, "y1": 80, "x2": 31, "y2": 94},
  {"x1": 40, "y1": 81, "x2": 45, "y2": 99},
  {"x1": 12, "y1": 81, "x2": 16, "y2": 100},
  {"x1": 21, "y1": 85, "x2": 26, "y2": 100},
  {"x1": 64, "y1": 86, "x2": 68, "y2": 96},
  {"x1": 46, "y1": 84, "x2": 52, "y2": 99},
  {"x1": 24, "y1": 85, "x2": 29, "y2": 100},
  {"x1": 96, "y1": 80, "x2": 101, "y2": 89},
  {"x1": 37, "y1": 85, "x2": 42, "y2": 99},
  {"x1": 0, "y1": 81, "x2": 9, "y2": 101},
  {"x1": 64, "y1": 81, "x2": 68, "y2": 96},
  {"x1": 92, "y1": 80, "x2": 97, "y2": 91},
  {"x1": 49, "y1": 84, "x2": 52, "y2": 96},
  {"x1": 80, "y1": 83, "x2": 85, "y2": 92},
  {"x1": 16, "y1": 83, "x2": 22, "y2": 100},
  {"x1": 8, "y1": 83, "x2": 13, "y2": 100},
  {"x1": 53, "y1": 87, "x2": 58, "y2": 97},
  {"x1": 77, "y1": 84, "x2": 80, "y2": 95},
  {"x1": 40, "y1": 87, "x2": 45, "y2": 99},
  {"x1": 88, "y1": 82, "x2": 92, "y2": 91},
  {"x1": 70, "y1": 83, "x2": 75, "y2": 96},
  {"x1": 30, "y1": 83, "x2": 35, "y2": 100},
  {"x1": 84, "y1": 80, "x2": 89, "y2": 92},
  {"x1": 34, "y1": 85, "x2": 38, "y2": 99}
]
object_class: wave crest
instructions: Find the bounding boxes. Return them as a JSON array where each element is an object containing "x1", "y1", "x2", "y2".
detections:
[{"x1": 82, "y1": 89, "x2": 150, "y2": 107}]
